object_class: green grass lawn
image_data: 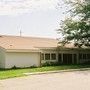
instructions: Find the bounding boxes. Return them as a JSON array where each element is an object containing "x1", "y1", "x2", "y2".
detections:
[{"x1": 0, "y1": 64, "x2": 90, "y2": 80}]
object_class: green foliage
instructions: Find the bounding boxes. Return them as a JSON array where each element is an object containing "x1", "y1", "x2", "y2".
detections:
[
  {"x1": 58, "y1": 0, "x2": 90, "y2": 47},
  {"x1": 11, "y1": 65, "x2": 19, "y2": 69},
  {"x1": 42, "y1": 62, "x2": 60, "y2": 66},
  {"x1": 11, "y1": 65, "x2": 37, "y2": 69}
]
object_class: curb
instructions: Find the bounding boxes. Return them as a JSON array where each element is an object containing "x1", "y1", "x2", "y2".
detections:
[{"x1": 24, "y1": 68, "x2": 90, "y2": 75}]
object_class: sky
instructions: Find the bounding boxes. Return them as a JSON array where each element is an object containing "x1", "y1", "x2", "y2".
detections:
[{"x1": 0, "y1": 0, "x2": 67, "y2": 38}]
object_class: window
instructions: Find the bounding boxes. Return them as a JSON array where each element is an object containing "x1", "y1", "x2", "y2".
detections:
[
  {"x1": 73, "y1": 54, "x2": 77, "y2": 64},
  {"x1": 58, "y1": 54, "x2": 62, "y2": 62},
  {"x1": 51, "y1": 53, "x2": 56, "y2": 60},
  {"x1": 41, "y1": 53, "x2": 44, "y2": 60},
  {"x1": 83, "y1": 54, "x2": 87, "y2": 59},
  {"x1": 79, "y1": 54, "x2": 82, "y2": 59},
  {"x1": 79, "y1": 53, "x2": 90, "y2": 60},
  {"x1": 45, "y1": 53, "x2": 50, "y2": 60},
  {"x1": 87, "y1": 54, "x2": 90, "y2": 59}
]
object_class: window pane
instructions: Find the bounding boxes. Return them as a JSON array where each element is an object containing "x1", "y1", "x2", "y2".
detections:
[
  {"x1": 41, "y1": 53, "x2": 44, "y2": 60},
  {"x1": 45, "y1": 53, "x2": 50, "y2": 60},
  {"x1": 83, "y1": 54, "x2": 87, "y2": 59},
  {"x1": 51, "y1": 53, "x2": 56, "y2": 60},
  {"x1": 73, "y1": 54, "x2": 77, "y2": 64},
  {"x1": 87, "y1": 54, "x2": 90, "y2": 59},
  {"x1": 79, "y1": 54, "x2": 82, "y2": 59}
]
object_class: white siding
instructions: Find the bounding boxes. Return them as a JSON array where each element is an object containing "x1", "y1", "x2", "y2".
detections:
[
  {"x1": 0, "y1": 48, "x2": 5, "y2": 68},
  {"x1": 5, "y1": 52, "x2": 40, "y2": 69}
]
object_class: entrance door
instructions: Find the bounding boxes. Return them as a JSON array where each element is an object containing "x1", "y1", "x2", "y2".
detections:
[
  {"x1": 58, "y1": 54, "x2": 62, "y2": 64},
  {"x1": 73, "y1": 54, "x2": 77, "y2": 64},
  {"x1": 63, "y1": 54, "x2": 72, "y2": 64}
]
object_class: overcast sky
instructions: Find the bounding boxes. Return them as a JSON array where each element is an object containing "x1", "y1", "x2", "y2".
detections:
[{"x1": 0, "y1": 0, "x2": 67, "y2": 38}]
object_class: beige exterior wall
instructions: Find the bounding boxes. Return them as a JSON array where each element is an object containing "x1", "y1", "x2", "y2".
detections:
[
  {"x1": 0, "y1": 47, "x2": 89, "y2": 69},
  {"x1": 0, "y1": 47, "x2": 5, "y2": 68},
  {"x1": 5, "y1": 52, "x2": 40, "y2": 69}
]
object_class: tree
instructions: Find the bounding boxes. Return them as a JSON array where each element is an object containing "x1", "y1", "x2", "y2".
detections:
[{"x1": 58, "y1": 0, "x2": 90, "y2": 47}]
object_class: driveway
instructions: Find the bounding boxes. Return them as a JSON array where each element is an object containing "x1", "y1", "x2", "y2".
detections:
[{"x1": 0, "y1": 70, "x2": 90, "y2": 90}]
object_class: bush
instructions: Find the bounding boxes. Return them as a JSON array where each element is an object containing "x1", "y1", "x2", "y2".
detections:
[
  {"x1": 42, "y1": 62, "x2": 60, "y2": 66},
  {"x1": 11, "y1": 65, "x2": 37, "y2": 69},
  {"x1": 11, "y1": 65, "x2": 19, "y2": 69},
  {"x1": 30, "y1": 65, "x2": 37, "y2": 68}
]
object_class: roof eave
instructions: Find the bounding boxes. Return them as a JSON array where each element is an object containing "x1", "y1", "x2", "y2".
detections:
[{"x1": 6, "y1": 49, "x2": 41, "y2": 53}]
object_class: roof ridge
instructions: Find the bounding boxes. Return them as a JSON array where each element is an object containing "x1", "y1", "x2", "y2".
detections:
[{"x1": 0, "y1": 34, "x2": 56, "y2": 40}]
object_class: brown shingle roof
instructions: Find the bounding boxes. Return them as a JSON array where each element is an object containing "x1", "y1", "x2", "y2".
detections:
[{"x1": 0, "y1": 35, "x2": 58, "y2": 50}]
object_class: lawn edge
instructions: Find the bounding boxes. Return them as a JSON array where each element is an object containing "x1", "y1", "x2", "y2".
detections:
[{"x1": 24, "y1": 68, "x2": 90, "y2": 75}]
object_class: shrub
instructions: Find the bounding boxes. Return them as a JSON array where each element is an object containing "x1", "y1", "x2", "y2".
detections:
[
  {"x1": 42, "y1": 62, "x2": 60, "y2": 66},
  {"x1": 30, "y1": 65, "x2": 37, "y2": 68},
  {"x1": 11, "y1": 66, "x2": 20, "y2": 69},
  {"x1": 11, "y1": 65, "x2": 17, "y2": 69}
]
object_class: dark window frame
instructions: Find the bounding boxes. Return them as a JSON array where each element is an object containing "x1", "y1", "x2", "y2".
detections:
[
  {"x1": 51, "y1": 53, "x2": 56, "y2": 60},
  {"x1": 45, "y1": 53, "x2": 50, "y2": 60},
  {"x1": 41, "y1": 53, "x2": 44, "y2": 60}
]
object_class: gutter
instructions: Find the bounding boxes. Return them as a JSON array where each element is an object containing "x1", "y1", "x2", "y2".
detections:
[{"x1": 6, "y1": 49, "x2": 41, "y2": 53}]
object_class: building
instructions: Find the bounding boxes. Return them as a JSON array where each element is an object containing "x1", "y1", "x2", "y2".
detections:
[{"x1": 0, "y1": 35, "x2": 90, "y2": 69}]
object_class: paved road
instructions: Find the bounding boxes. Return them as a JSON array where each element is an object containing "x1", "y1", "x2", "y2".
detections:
[{"x1": 0, "y1": 70, "x2": 90, "y2": 90}]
